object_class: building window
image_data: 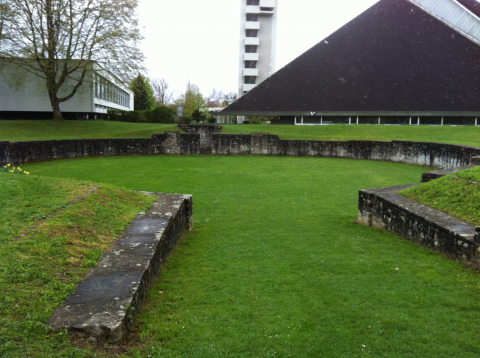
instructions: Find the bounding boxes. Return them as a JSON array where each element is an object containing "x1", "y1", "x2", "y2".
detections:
[
  {"x1": 246, "y1": 29, "x2": 258, "y2": 37},
  {"x1": 94, "y1": 74, "x2": 130, "y2": 107},
  {"x1": 246, "y1": 14, "x2": 258, "y2": 21},
  {"x1": 245, "y1": 61, "x2": 257, "y2": 68},
  {"x1": 247, "y1": 0, "x2": 259, "y2": 5},
  {"x1": 244, "y1": 76, "x2": 256, "y2": 84},
  {"x1": 260, "y1": 7, "x2": 274, "y2": 11},
  {"x1": 245, "y1": 45, "x2": 257, "y2": 53}
]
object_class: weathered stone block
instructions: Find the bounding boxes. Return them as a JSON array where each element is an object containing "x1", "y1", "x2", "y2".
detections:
[{"x1": 48, "y1": 193, "x2": 193, "y2": 343}]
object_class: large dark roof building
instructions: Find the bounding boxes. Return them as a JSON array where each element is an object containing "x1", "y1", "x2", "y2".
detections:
[{"x1": 222, "y1": 0, "x2": 480, "y2": 125}]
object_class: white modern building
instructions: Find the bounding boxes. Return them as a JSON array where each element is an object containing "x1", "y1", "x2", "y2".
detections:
[
  {"x1": 237, "y1": 0, "x2": 278, "y2": 123},
  {"x1": 0, "y1": 60, "x2": 133, "y2": 119}
]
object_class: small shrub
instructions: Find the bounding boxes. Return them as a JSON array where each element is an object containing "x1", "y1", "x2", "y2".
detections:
[
  {"x1": 107, "y1": 105, "x2": 175, "y2": 124},
  {"x1": 145, "y1": 106, "x2": 176, "y2": 123},
  {"x1": 191, "y1": 109, "x2": 205, "y2": 123},
  {"x1": 248, "y1": 118, "x2": 262, "y2": 124}
]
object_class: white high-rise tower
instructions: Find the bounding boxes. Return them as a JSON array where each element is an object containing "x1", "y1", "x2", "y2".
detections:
[{"x1": 237, "y1": 0, "x2": 278, "y2": 123}]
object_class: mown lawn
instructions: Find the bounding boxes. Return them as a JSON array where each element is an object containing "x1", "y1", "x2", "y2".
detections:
[
  {"x1": 0, "y1": 120, "x2": 181, "y2": 141},
  {"x1": 18, "y1": 155, "x2": 480, "y2": 358},
  {"x1": 2, "y1": 120, "x2": 480, "y2": 147},
  {"x1": 222, "y1": 124, "x2": 480, "y2": 147}
]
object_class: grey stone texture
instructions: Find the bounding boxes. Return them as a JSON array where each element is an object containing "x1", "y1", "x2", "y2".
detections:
[
  {"x1": 178, "y1": 125, "x2": 222, "y2": 154},
  {"x1": 358, "y1": 185, "x2": 479, "y2": 268},
  {"x1": 2, "y1": 132, "x2": 480, "y2": 169},
  {"x1": 47, "y1": 192, "x2": 192, "y2": 343}
]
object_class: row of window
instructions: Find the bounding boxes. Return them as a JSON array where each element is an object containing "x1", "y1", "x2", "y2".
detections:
[
  {"x1": 244, "y1": 76, "x2": 256, "y2": 84},
  {"x1": 94, "y1": 74, "x2": 130, "y2": 107},
  {"x1": 246, "y1": 0, "x2": 274, "y2": 11},
  {"x1": 245, "y1": 1, "x2": 261, "y2": 90}
]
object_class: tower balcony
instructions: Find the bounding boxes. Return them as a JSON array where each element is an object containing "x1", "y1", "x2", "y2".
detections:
[
  {"x1": 245, "y1": 37, "x2": 260, "y2": 46},
  {"x1": 244, "y1": 53, "x2": 260, "y2": 61},
  {"x1": 260, "y1": 0, "x2": 276, "y2": 7},
  {"x1": 243, "y1": 84, "x2": 256, "y2": 92},
  {"x1": 246, "y1": 5, "x2": 260, "y2": 14},
  {"x1": 243, "y1": 68, "x2": 259, "y2": 76},
  {"x1": 245, "y1": 21, "x2": 260, "y2": 30}
]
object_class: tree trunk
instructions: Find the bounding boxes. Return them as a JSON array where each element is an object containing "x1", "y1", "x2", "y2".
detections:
[{"x1": 48, "y1": 93, "x2": 64, "y2": 121}]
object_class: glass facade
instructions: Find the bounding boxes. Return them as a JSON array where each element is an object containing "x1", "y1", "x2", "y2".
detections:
[{"x1": 94, "y1": 74, "x2": 130, "y2": 107}]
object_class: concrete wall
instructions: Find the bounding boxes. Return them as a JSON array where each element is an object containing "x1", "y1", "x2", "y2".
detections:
[
  {"x1": 0, "y1": 62, "x2": 94, "y2": 113},
  {"x1": 0, "y1": 61, "x2": 133, "y2": 114},
  {"x1": 2, "y1": 132, "x2": 480, "y2": 168}
]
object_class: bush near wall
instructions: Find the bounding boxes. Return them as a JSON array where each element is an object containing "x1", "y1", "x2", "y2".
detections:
[{"x1": 107, "y1": 105, "x2": 176, "y2": 123}]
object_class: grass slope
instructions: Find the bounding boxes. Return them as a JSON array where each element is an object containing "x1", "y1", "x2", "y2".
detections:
[
  {"x1": 0, "y1": 120, "x2": 181, "y2": 141},
  {"x1": 400, "y1": 166, "x2": 480, "y2": 226},
  {"x1": 0, "y1": 173, "x2": 155, "y2": 357},
  {"x1": 20, "y1": 155, "x2": 480, "y2": 357}
]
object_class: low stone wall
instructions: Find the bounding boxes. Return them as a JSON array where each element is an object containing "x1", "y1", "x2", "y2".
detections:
[
  {"x1": 421, "y1": 165, "x2": 477, "y2": 182},
  {"x1": 48, "y1": 192, "x2": 193, "y2": 343},
  {"x1": 358, "y1": 185, "x2": 479, "y2": 268},
  {"x1": 2, "y1": 132, "x2": 480, "y2": 169},
  {"x1": 178, "y1": 125, "x2": 222, "y2": 153}
]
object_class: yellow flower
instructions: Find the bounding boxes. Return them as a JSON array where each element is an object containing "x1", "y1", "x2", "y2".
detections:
[
  {"x1": 9, "y1": 170, "x2": 13, "y2": 173},
  {"x1": 7, "y1": 163, "x2": 11, "y2": 167},
  {"x1": 25, "y1": 172, "x2": 29, "y2": 175}
]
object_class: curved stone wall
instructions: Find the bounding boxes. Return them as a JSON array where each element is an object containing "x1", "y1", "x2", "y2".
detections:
[
  {"x1": 1, "y1": 132, "x2": 480, "y2": 169},
  {"x1": 358, "y1": 185, "x2": 479, "y2": 269}
]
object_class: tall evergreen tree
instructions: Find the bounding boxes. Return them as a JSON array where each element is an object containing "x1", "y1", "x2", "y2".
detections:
[{"x1": 129, "y1": 74, "x2": 155, "y2": 110}]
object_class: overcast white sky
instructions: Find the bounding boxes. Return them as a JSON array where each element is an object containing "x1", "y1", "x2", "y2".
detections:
[{"x1": 137, "y1": 0, "x2": 379, "y2": 97}]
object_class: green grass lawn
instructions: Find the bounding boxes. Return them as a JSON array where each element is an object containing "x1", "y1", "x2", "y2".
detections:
[
  {"x1": 2, "y1": 120, "x2": 480, "y2": 146},
  {"x1": 400, "y1": 166, "x2": 480, "y2": 226},
  {"x1": 15, "y1": 155, "x2": 480, "y2": 358},
  {"x1": 0, "y1": 120, "x2": 181, "y2": 141},
  {"x1": 0, "y1": 173, "x2": 155, "y2": 357},
  {"x1": 222, "y1": 124, "x2": 480, "y2": 146}
]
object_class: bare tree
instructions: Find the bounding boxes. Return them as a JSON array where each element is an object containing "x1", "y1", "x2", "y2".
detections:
[
  {"x1": 152, "y1": 78, "x2": 173, "y2": 106},
  {"x1": 205, "y1": 89, "x2": 224, "y2": 108},
  {"x1": 0, "y1": 0, "x2": 144, "y2": 120},
  {"x1": 222, "y1": 92, "x2": 238, "y2": 106},
  {"x1": 0, "y1": 1, "x2": 11, "y2": 43}
]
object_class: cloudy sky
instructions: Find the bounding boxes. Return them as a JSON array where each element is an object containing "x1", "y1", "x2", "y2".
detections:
[{"x1": 137, "y1": 0, "x2": 379, "y2": 97}]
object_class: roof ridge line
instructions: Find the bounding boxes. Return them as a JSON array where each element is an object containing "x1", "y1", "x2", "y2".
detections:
[{"x1": 409, "y1": 0, "x2": 480, "y2": 46}]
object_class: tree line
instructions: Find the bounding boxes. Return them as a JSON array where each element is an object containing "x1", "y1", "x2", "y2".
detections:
[{"x1": 129, "y1": 75, "x2": 237, "y2": 123}]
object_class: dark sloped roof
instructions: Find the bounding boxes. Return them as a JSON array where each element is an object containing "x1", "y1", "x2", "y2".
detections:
[{"x1": 222, "y1": 0, "x2": 480, "y2": 116}]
